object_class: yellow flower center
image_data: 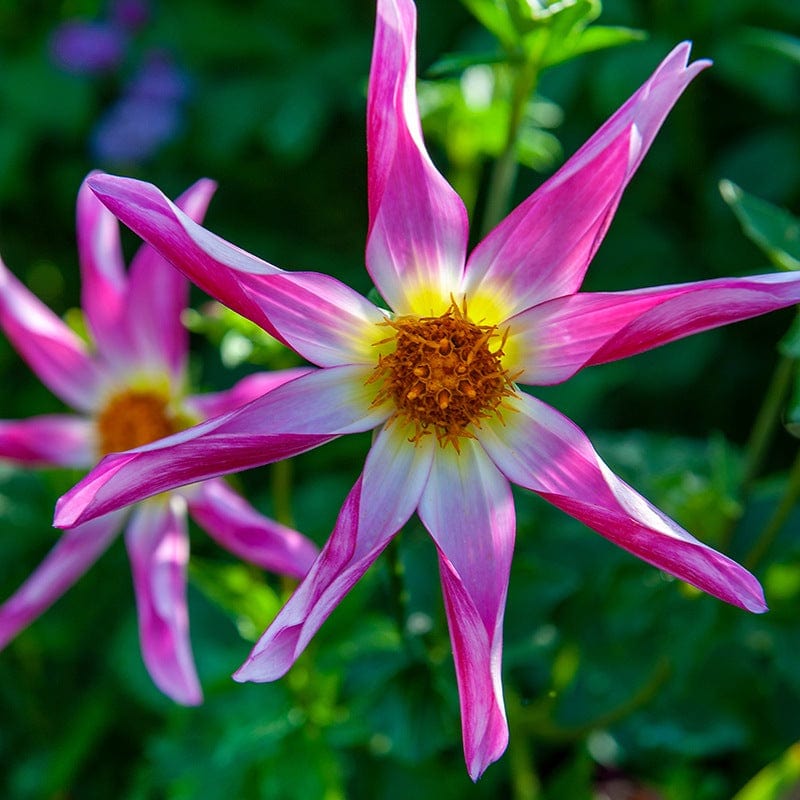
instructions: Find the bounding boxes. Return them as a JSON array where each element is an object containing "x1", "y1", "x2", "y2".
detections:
[
  {"x1": 96, "y1": 389, "x2": 185, "y2": 456},
  {"x1": 369, "y1": 300, "x2": 517, "y2": 450}
]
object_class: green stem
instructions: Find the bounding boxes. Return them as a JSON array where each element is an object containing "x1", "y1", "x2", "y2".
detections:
[
  {"x1": 741, "y1": 354, "x2": 797, "y2": 494},
  {"x1": 745, "y1": 446, "x2": 800, "y2": 571},
  {"x1": 519, "y1": 657, "x2": 671, "y2": 742},
  {"x1": 507, "y1": 688, "x2": 542, "y2": 800},
  {"x1": 481, "y1": 60, "x2": 539, "y2": 237},
  {"x1": 271, "y1": 458, "x2": 295, "y2": 528},
  {"x1": 385, "y1": 536, "x2": 410, "y2": 641}
]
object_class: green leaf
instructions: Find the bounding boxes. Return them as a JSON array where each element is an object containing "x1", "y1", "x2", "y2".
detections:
[
  {"x1": 719, "y1": 179, "x2": 800, "y2": 271},
  {"x1": 517, "y1": 1, "x2": 644, "y2": 68},
  {"x1": 459, "y1": 0, "x2": 518, "y2": 49},
  {"x1": 784, "y1": 364, "x2": 800, "y2": 438},
  {"x1": 189, "y1": 559, "x2": 282, "y2": 642},
  {"x1": 542, "y1": 24, "x2": 647, "y2": 67},
  {"x1": 741, "y1": 27, "x2": 800, "y2": 66},
  {"x1": 183, "y1": 303, "x2": 298, "y2": 368},
  {"x1": 426, "y1": 50, "x2": 507, "y2": 78},
  {"x1": 779, "y1": 314, "x2": 800, "y2": 359},
  {"x1": 732, "y1": 742, "x2": 800, "y2": 800}
]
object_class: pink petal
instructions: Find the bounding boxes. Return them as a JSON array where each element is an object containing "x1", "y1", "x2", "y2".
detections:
[
  {"x1": 239, "y1": 270, "x2": 386, "y2": 366},
  {"x1": 88, "y1": 173, "x2": 385, "y2": 367},
  {"x1": 0, "y1": 256, "x2": 105, "y2": 411},
  {"x1": 463, "y1": 43, "x2": 709, "y2": 315},
  {"x1": 0, "y1": 415, "x2": 95, "y2": 467},
  {"x1": 0, "y1": 512, "x2": 123, "y2": 650},
  {"x1": 186, "y1": 367, "x2": 312, "y2": 420},
  {"x1": 234, "y1": 421, "x2": 434, "y2": 682},
  {"x1": 185, "y1": 478, "x2": 318, "y2": 579},
  {"x1": 365, "y1": 0, "x2": 468, "y2": 314},
  {"x1": 55, "y1": 365, "x2": 391, "y2": 527},
  {"x1": 76, "y1": 171, "x2": 130, "y2": 363},
  {"x1": 477, "y1": 393, "x2": 767, "y2": 613},
  {"x1": 122, "y1": 178, "x2": 217, "y2": 382},
  {"x1": 510, "y1": 272, "x2": 800, "y2": 385},
  {"x1": 125, "y1": 495, "x2": 201, "y2": 705},
  {"x1": 417, "y1": 439, "x2": 514, "y2": 780}
]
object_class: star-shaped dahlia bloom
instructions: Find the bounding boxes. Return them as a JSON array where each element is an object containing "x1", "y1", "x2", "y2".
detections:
[
  {"x1": 0, "y1": 175, "x2": 318, "y2": 705},
  {"x1": 56, "y1": 0, "x2": 800, "y2": 776}
]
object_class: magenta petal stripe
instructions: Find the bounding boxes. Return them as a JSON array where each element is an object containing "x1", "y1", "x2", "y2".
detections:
[
  {"x1": 185, "y1": 367, "x2": 312, "y2": 420},
  {"x1": 123, "y1": 178, "x2": 217, "y2": 380},
  {"x1": 477, "y1": 393, "x2": 766, "y2": 613},
  {"x1": 86, "y1": 174, "x2": 284, "y2": 338},
  {"x1": 125, "y1": 497, "x2": 201, "y2": 705},
  {"x1": 463, "y1": 43, "x2": 709, "y2": 315},
  {"x1": 55, "y1": 365, "x2": 392, "y2": 527},
  {"x1": 418, "y1": 439, "x2": 514, "y2": 781},
  {"x1": 76, "y1": 173, "x2": 130, "y2": 364},
  {"x1": 0, "y1": 415, "x2": 95, "y2": 468},
  {"x1": 234, "y1": 423, "x2": 434, "y2": 682},
  {"x1": 186, "y1": 479, "x2": 318, "y2": 579},
  {"x1": 510, "y1": 272, "x2": 800, "y2": 385},
  {"x1": 366, "y1": 0, "x2": 468, "y2": 313},
  {"x1": 0, "y1": 257, "x2": 104, "y2": 412},
  {"x1": 87, "y1": 174, "x2": 386, "y2": 368},
  {"x1": 0, "y1": 513, "x2": 124, "y2": 650},
  {"x1": 238, "y1": 271, "x2": 387, "y2": 367}
]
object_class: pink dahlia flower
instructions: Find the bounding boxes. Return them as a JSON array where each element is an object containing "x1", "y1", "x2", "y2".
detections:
[
  {"x1": 0, "y1": 175, "x2": 318, "y2": 705},
  {"x1": 57, "y1": 0, "x2": 800, "y2": 776}
]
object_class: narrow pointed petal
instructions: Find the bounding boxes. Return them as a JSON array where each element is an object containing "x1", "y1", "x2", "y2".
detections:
[
  {"x1": 366, "y1": 0, "x2": 468, "y2": 314},
  {"x1": 477, "y1": 393, "x2": 766, "y2": 613},
  {"x1": 185, "y1": 367, "x2": 312, "y2": 420},
  {"x1": 76, "y1": 172, "x2": 130, "y2": 361},
  {"x1": 510, "y1": 272, "x2": 800, "y2": 384},
  {"x1": 234, "y1": 421, "x2": 434, "y2": 682},
  {"x1": 244, "y1": 271, "x2": 386, "y2": 366},
  {"x1": 88, "y1": 174, "x2": 385, "y2": 366},
  {"x1": 464, "y1": 43, "x2": 709, "y2": 315},
  {"x1": 123, "y1": 179, "x2": 217, "y2": 380},
  {"x1": 0, "y1": 257, "x2": 105, "y2": 411},
  {"x1": 418, "y1": 440, "x2": 514, "y2": 780},
  {"x1": 55, "y1": 365, "x2": 391, "y2": 528},
  {"x1": 0, "y1": 513, "x2": 123, "y2": 650},
  {"x1": 125, "y1": 496, "x2": 201, "y2": 705},
  {"x1": 186, "y1": 479, "x2": 318, "y2": 579},
  {"x1": 0, "y1": 415, "x2": 95, "y2": 467}
]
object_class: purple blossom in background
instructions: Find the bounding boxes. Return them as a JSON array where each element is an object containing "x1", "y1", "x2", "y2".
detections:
[
  {"x1": 49, "y1": 20, "x2": 127, "y2": 75},
  {"x1": 91, "y1": 50, "x2": 190, "y2": 165},
  {"x1": 49, "y1": 0, "x2": 188, "y2": 166}
]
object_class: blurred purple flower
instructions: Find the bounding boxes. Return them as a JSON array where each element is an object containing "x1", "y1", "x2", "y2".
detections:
[
  {"x1": 49, "y1": 20, "x2": 127, "y2": 75},
  {"x1": 92, "y1": 51, "x2": 190, "y2": 165}
]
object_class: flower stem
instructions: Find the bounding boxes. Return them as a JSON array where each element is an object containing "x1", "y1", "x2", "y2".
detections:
[
  {"x1": 741, "y1": 354, "x2": 796, "y2": 494},
  {"x1": 745, "y1": 446, "x2": 800, "y2": 571},
  {"x1": 507, "y1": 688, "x2": 542, "y2": 800},
  {"x1": 386, "y1": 536, "x2": 410, "y2": 640},
  {"x1": 481, "y1": 60, "x2": 539, "y2": 237},
  {"x1": 519, "y1": 657, "x2": 671, "y2": 741},
  {"x1": 718, "y1": 353, "x2": 796, "y2": 551},
  {"x1": 271, "y1": 458, "x2": 295, "y2": 528}
]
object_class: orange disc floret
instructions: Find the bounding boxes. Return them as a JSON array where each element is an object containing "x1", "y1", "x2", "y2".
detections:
[
  {"x1": 96, "y1": 389, "x2": 184, "y2": 456},
  {"x1": 368, "y1": 299, "x2": 517, "y2": 449}
]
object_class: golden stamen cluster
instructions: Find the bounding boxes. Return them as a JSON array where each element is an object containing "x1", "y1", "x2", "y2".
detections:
[
  {"x1": 369, "y1": 300, "x2": 517, "y2": 449},
  {"x1": 97, "y1": 389, "x2": 183, "y2": 456}
]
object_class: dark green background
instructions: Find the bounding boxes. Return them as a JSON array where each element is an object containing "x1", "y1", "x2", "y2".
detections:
[{"x1": 0, "y1": 1, "x2": 799, "y2": 797}]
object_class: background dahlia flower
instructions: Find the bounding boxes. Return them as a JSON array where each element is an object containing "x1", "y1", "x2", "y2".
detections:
[
  {"x1": 56, "y1": 0, "x2": 800, "y2": 777},
  {"x1": 0, "y1": 175, "x2": 318, "y2": 705}
]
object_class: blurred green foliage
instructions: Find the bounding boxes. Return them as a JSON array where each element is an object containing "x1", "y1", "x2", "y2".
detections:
[{"x1": 1, "y1": 0, "x2": 800, "y2": 798}]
